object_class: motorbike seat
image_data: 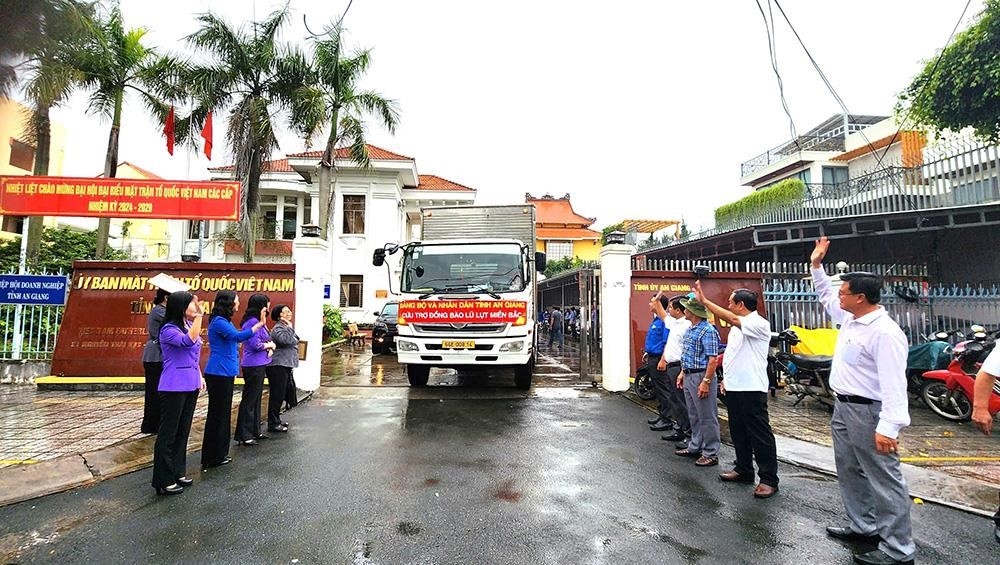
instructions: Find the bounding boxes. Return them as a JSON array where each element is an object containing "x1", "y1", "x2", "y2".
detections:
[{"x1": 790, "y1": 354, "x2": 833, "y2": 370}]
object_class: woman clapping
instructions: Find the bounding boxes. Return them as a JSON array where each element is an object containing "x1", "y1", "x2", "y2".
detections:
[
  {"x1": 265, "y1": 304, "x2": 299, "y2": 433},
  {"x1": 202, "y1": 291, "x2": 266, "y2": 470},
  {"x1": 151, "y1": 291, "x2": 205, "y2": 495},
  {"x1": 235, "y1": 293, "x2": 275, "y2": 445}
]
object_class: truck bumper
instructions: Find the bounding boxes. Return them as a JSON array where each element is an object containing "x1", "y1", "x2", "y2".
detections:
[{"x1": 395, "y1": 336, "x2": 533, "y2": 367}]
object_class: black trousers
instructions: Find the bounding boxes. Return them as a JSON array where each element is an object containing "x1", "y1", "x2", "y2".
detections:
[
  {"x1": 202, "y1": 374, "x2": 234, "y2": 466},
  {"x1": 141, "y1": 361, "x2": 163, "y2": 434},
  {"x1": 265, "y1": 365, "x2": 290, "y2": 427},
  {"x1": 664, "y1": 364, "x2": 690, "y2": 434},
  {"x1": 647, "y1": 356, "x2": 673, "y2": 423},
  {"x1": 235, "y1": 365, "x2": 265, "y2": 441},
  {"x1": 151, "y1": 390, "x2": 198, "y2": 489},
  {"x1": 725, "y1": 390, "x2": 779, "y2": 486}
]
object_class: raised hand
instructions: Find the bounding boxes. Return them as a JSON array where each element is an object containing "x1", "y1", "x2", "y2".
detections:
[
  {"x1": 811, "y1": 236, "x2": 830, "y2": 268},
  {"x1": 693, "y1": 280, "x2": 705, "y2": 302}
]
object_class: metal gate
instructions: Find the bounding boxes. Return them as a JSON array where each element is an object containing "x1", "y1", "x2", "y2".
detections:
[{"x1": 537, "y1": 267, "x2": 602, "y2": 382}]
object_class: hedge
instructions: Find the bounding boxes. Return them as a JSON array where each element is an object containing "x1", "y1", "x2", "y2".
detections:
[{"x1": 714, "y1": 178, "x2": 806, "y2": 227}]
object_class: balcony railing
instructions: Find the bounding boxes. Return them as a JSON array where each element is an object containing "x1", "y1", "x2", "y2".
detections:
[
  {"x1": 740, "y1": 134, "x2": 848, "y2": 179},
  {"x1": 656, "y1": 155, "x2": 1000, "y2": 251}
]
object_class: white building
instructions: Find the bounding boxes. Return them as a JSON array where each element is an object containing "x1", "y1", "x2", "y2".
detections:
[{"x1": 168, "y1": 144, "x2": 476, "y2": 322}]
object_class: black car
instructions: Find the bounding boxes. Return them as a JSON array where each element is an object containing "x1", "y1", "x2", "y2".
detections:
[{"x1": 371, "y1": 301, "x2": 399, "y2": 354}]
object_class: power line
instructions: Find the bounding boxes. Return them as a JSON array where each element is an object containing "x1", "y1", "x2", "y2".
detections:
[{"x1": 754, "y1": 0, "x2": 798, "y2": 147}]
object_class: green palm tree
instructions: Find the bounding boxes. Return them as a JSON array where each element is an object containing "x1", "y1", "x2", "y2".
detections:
[
  {"x1": 183, "y1": 6, "x2": 310, "y2": 262},
  {"x1": 293, "y1": 19, "x2": 399, "y2": 239},
  {"x1": 71, "y1": 5, "x2": 184, "y2": 258},
  {"x1": 12, "y1": 0, "x2": 94, "y2": 266}
]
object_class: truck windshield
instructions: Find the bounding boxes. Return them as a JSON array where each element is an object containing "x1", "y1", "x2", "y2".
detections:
[{"x1": 401, "y1": 242, "x2": 525, "y2": 293}]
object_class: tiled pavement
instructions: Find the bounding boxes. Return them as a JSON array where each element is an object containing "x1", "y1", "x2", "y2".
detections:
[{"x1": 0, "y1": 386, "x2": 229, "y2": 469}]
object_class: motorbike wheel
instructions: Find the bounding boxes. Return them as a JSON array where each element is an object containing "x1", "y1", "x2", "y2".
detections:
[
  {"x1": 920, "y1": 381, "x2": 972, "y2": 422},
  {"x1": 634, "y1": 372, "x2": 656, "y2": 401}
]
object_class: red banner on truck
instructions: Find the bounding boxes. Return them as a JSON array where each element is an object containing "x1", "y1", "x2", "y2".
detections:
[
  {"x1": 0, "y1": 175, "x2": 240, "y2": 220},
  {"x1": 398, "y1": 299, "x2": 528, "y2": 324}
]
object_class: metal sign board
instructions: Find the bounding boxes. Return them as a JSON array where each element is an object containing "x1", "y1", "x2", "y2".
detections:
[{"x1": 0, "y1": 274, "x2": 69, "y2": 305}]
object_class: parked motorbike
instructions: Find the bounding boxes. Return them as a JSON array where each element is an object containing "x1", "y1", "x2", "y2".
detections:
[
  {"x1": 921, "y1": 326, "x2": 1000, "y2": 422},
  {"x1": 768, "y1": 329, "x2": 835, "y2": 410},
  {"x1": 631, "y1": 359, "x2": 655, "y2": 400},
  {"x1": 905, "y1": 329, "x2": 961, "y2": 399}
]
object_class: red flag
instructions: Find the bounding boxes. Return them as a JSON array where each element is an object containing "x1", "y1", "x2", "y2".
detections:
[
  {"x1": 200, "y1": 111, "x2": 213, "y2": 160},
  {"x1": 163, "y1": 106, "x2": 175, "y2": 156}
]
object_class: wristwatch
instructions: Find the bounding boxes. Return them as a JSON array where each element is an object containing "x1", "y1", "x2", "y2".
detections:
[{"x1": 702, "y1": 376, "x2": 711, "y2": 384}]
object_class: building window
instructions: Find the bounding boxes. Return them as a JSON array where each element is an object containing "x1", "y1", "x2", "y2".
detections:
[
  {"x1": 2, "y1": 216, "x2": 25, "y2": 234},
  {"x1": 343, "y1": 195, "x2": 365, "y2": 234},
  {"x1": 546, "y1": 240, "x2": 573, "y2": 262},
  {"x1": 188, "y1": 220, "x2": 208, "y2": 239},
  {"x1": 8, "y1": 139, "x2": 35, "y2": 171},
  {"x1": 822, "y1": 166, "x2": 849, "y2": 186},
  {"x1": 340, "y1": 275, "x2": 363, "y2": 308}
]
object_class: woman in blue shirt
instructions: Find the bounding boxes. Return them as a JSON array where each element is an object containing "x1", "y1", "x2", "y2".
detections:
[{"x1": 201, "y1": 290, "x2": 266, "y2": 470}]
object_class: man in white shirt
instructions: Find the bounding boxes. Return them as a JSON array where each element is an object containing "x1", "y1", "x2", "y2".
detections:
[
  {"x1": 694, "y1": 280, "x2": 778, "y2": 499},
  {"x1": 811, "y1": 236, "x2": 915, "y2": 565},
  {"x1": 972, "y1": 347, "x2": 1000, "y2": 545},
  {"x1": 653, "y1": 295, "x2": 692, "y2": 443}
]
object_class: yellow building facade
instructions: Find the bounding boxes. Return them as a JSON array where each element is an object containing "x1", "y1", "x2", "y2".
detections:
[{"x1": 527, "y1": 193, "x2": 602, "y2": 262}]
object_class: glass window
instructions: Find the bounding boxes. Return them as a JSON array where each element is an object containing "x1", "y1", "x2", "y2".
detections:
[
  {"x1": 343, "y1": 195, "x2": 365, "y2": 234},
  {"x1": 822, "y1": 166, "x2": 849, "y2": 186},
  {"x1": 401, "y1": 242, "x2": 525, "y2": 293},
  {"x1": 9, "y1": 139, "x2": 34, "y2": 171},
  {"x1": 2, "y1": 216, "x2": 25, "y2": 233},
  {"x1": 340, "y1": 275, "x2": 364, "y2": 308},
  {"x1": 546, "y1": 240, "x2": 573, "y2": 262},
  {"x1": 187, "y1": 220, "x2": 208, "y2": 239}
]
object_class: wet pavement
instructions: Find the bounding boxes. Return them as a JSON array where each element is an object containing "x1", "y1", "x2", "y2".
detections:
[{"x1": 1, "y1": 376, "x2": 996, "y2": 563}]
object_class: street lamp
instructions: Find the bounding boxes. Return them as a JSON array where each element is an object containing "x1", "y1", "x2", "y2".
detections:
[{"x1": 606, "y1": 231, "x2": 626, "y2": 245}]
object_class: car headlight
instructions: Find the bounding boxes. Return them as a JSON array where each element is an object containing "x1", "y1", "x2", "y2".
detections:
[
  {"x1": 499, "y1": 340, "x2": 524, "y2": 352},
  {"x1": 397, "y1": 340, "x2": 418, "y2": 352}
]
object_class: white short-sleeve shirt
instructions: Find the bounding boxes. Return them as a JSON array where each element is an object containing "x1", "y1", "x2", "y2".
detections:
[{"x1": 721, "y1": 311, "x2": 772, "y2": 392}]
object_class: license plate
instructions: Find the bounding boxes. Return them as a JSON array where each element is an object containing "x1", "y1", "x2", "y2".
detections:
[{"x1": 442, "y1": 340, "x2": 475, "y2": 349}]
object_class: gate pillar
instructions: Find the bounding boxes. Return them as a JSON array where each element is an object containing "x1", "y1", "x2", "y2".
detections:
[
  {"x1": 599, "y1": 242, "x2": 635, "y2": 392},
  {"x1": 292, "y1": 229, "x2": 331, "y2": 391}
]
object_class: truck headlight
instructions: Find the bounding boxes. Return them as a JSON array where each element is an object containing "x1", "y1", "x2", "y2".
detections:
[
  {"x1": 397, "y1": 340, "x2": 418, "y2": 352},
  {"x1": 499, "y1": 340, "x2": 524, "y2": 352}
]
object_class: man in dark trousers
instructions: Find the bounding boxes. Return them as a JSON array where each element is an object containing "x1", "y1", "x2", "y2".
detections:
[
  {"x1": 694, "y1": 280, "x2": 778, "y2": 499},
  {"x1": 654, "y1": 295, "x2": 692, "y2": 445},
  {"x1": 644, "y1": 292, "x2": 674, "y2": 431},
  {"x1": 811, "y1": 236, "x2": 915, "y2": 565}
]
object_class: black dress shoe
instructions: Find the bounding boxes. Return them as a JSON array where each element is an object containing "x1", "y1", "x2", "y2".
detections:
[
  {"x1": 826, "y1": 525, "x2": 880, "y2": 544},
  {"x1": 649, "y1": 421, "x2": 672, "y2": 431},
  {"x1": 852, "y1": 549, "x2": 913, "y2": 565},
  {"x1": 647, "y1": 416, "x2": 661, "y2": 425},
  {"x1": 155, "y1": 483, "x2": 183, "y2": 495},
  {"x1": 256, "y1": 433, "x2": 270, "y2": 440},
  {"x1": 661, "y1": 432, "x2": 686, "y2": 442},
  {"x1": 237, "y1": 439, "x2": 258, "y2": 446},
  {"x1": 267, "y1": 425, "x2": 289, "y2": 433},
  {"x1": 176, "y1": 476, "x2": 193, "y2": 487}
]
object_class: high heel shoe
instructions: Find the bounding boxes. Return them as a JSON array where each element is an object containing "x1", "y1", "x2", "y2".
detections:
[
  {"x1": 155, "y1": 483, "x2": 183, "y2": 495},
  {"x1": 176, "y1": 476, "x2": 193, "y2": 487}
]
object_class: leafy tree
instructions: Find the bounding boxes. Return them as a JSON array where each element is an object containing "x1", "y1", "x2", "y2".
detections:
[
  {"x1": 544, "y1": 256, "x2": 587, "y2": 278},
  {"x1": 18, "y1": 1, "x2": 94, "y2": 265},
  {"x1": 0, "y1": 227, "x2": 127, "y2": 274},
  {"x1": 183, "y1": 6, "x2": 310, "y2": 261},
  {"x1": 600, "y1": 222, "x2": 625, "y2": 245},
  {"x1": 898, "y1": 0, "x2": 1000, "y2": 141},
  {"x1": 0, "y1": 0, "x2": 66, "y2": 97},
  {"x1": 71, "y1": 5, "x2": 184, "y2": 258},
  {"x1": 293, "y1": 12, "x2": 400, "y2": 239}
]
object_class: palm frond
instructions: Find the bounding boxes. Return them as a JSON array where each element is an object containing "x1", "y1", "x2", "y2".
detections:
[{"x1": 350, "y1": 91, "x2": 399, "y2": 134}]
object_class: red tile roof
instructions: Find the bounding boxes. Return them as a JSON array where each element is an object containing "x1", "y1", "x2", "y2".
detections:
[
  {"x1": 411, "y1": 174, "x2": 475, "y2": 192},
  {"x1": 537, "y1": 227, "x2": 601, "y2": 240},
  {"x1": 526, "y1": 193, "x2": 596, "y2": 227},
  {"x1": 286, "y1": 144, "x2": 413, "y2": 161},
  {"x1": 208, "y1": 158, "x2": 293, "y2": 173}
]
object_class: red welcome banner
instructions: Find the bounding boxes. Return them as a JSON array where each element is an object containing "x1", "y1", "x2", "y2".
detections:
[
  {"x1": 399, "y1": 299, "x2": 528, "y2": 324},
  {"x1": 0, "y1": 176, "x2": 240, "y2": 220}
]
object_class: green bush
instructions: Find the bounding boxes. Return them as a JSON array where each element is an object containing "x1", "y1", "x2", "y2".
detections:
[
  {"x1": 322, "y1": 304, "x2": 343, "y2": 340},
  {"x1": 714, "y1": 178, "x2": 806, "y2": 228}
]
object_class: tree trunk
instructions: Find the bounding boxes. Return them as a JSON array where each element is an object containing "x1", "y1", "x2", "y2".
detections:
[
  {"x1": 319, "y1": 108, "x2": 340, "y2": 240},
  {"x1": 25, "y1": 103, "x2": 52, "y2": 269},
  {"x1": 239, "y1": 145, "x2": 263, "y2": 263},
  {"x1": 95, "y1": 90, "x2": 123, "y2": 259}
]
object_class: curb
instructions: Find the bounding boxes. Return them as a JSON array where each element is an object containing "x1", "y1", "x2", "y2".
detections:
[{"x1": 623, "y1": 392, "x2": 998, "y2": 518}]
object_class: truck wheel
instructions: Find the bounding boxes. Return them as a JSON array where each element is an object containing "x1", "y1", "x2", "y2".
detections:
[
  {"x1": 407, "y1": 365, "x2": 430, "y2": 387},
  {"x1": 514, "y1": 363, "x2": 532, "y2": 390}
]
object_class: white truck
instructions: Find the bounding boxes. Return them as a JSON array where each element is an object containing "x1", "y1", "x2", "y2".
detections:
[{"x1": 372, "y1": 205, "x2": 546, "y2": 389}]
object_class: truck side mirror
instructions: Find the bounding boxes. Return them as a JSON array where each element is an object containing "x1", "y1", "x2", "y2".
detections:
[
  {"x1": 535, "y1": 252, "x2": 546, "y2": 273},
  {"x1": 372, "y1": 248, "x2": 386, "y2": 267}
]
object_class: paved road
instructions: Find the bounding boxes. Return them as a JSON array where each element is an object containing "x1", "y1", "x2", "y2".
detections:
[{"x1": 0, "y1": 382, "x2": 994, "y2": 564}]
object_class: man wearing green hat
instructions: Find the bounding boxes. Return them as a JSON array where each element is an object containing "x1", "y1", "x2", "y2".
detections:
[{"x1": 674, "y1": 294, "x2": 722, "y2": 467}]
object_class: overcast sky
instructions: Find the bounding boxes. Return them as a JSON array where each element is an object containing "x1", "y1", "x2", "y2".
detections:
[{"x1": 41, "y1": 0, "x2": 984, "y2": 232}]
